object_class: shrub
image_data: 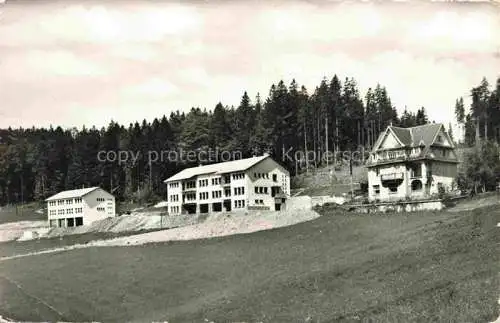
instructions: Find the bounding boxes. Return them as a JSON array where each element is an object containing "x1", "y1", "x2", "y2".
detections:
[{"x1": 438, "y1": 184, "x2": 446, "y2": 199}]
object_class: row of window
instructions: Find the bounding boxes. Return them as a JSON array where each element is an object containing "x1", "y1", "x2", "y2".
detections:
[
  {"x1": 233, "y1": 173, "x2": 244, "y2": 180},
  {"x1": 170, "y1": 206, "x2": 180, "y2": 214},
  {"x1": 48, "y1": 197, "x2": 109, "y2": 207},
  {"x1": 173, "y1": 188, "x2": 237, "y2": 202},
  {"x1": 282, "y1": 175, "x2": 288, "y2": 194},
  {"x1": 184, "y1": 181, "x2": 196, "y2": 189},
  {"x1": 169, "y1": 182, "x2": 180, "y2": 189},
  {"x1": 255, "y1": 186, "x2": 269, "y2": 194},
  {"x1": 97, "y1": 207, "x2": 108, "y2": 212},
  {"x1": 234, "y1": 200, "x2": 245, "y2": 208},
  {"x1": 172, "y1": 172, "x2": 283, "y2": 192},
  {"x1": 255, "y1": 199, "x2": 264, "y2": 205},
  {"x1": 50, "y1": 208, "x2": 83, "y2": 216}
]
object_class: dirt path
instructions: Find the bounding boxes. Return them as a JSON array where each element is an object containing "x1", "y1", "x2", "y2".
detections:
[
  {"x1": 0, "y1": 221, "x2": 47, "y2": 243},
  {"x1": 447, "y1": 194, "x2": 500, "y2": 212}
]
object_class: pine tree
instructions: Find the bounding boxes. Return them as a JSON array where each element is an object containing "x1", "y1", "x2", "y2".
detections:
[
  {"x1": 415, "y1": 107, "x2": 429, "y2": 125},
  {"x1": 455, "y1": 97, "x2": 465, "y2": 124},
  {"x1": 448, "y1": 122, "x2": 455, "y2": 144}
]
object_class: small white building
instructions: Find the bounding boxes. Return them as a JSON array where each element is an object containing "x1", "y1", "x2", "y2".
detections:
[
  {"x1": 164, "y1": 155, "x2": 290, "y2": 215},
  {"x1": 45, "y1": 187, "x2": 116, "y2": 228}
]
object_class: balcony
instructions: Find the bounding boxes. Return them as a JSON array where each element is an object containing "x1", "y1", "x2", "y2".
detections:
[
  {"x1": 381, "y1": 173, "x2": 404, "y2": 181},
  {"x1": 372, "y1": 148, "x2": 423, "y2": 164},
  {"x1": 222, "y1": 176, "x2": 231, "y2": 186},
  {"x1": 410, "y1": 171, "x2": 422, "y2": 179}
]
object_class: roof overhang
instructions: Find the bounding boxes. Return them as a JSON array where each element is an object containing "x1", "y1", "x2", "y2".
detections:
[{"x1": 45, "y1": 187, "x2": 100, "y2": 201}]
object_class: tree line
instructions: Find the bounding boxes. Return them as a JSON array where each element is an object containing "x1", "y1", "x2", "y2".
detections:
[
  {"x1": 1, "y1": 75, "x2": 434, "y2": 205},
  {"x1": 455, "y1": 77, "x2": 500, "y2": 146},
  {"x1": 453, "y1": 76, "x2": 500, "y2": 194}
]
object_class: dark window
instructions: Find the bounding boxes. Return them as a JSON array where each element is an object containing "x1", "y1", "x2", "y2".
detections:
[
  {"x1": 75, "y1": 217, "x2": 83, "y2": 226},
  {"x1": 411, "y1": 180, "x2": 423, "y2": 191}
]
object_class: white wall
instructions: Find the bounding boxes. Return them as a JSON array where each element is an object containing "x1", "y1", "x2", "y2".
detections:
[
  {"x1": 47, "y1": 188, "x2": 115, "y2": 227},
  {"x1": 229, "y1": 172, "x2": 247, "y2": 212},
  {"x1": 368, "y1": 163, "x2": 408, "y2": 201},
  {"x1": 368, "y1": 161, "x2": 458, "y2": 201},
  {"x1": 164, "y1": 157, "x2": 290, "y2": 214},
  {"x1": 429, "y1": 161, "x2": 457, "y2": 194},
  {"x1": 378, "y1": 130, "x2": 402, "y2": 150},
  {"x1": 47, "y1": 197, "x2": 86, "y2": 227},
  {"x1": 83, "y1": 188, "x2": 116, "y2": 225},
  {"x1": 247, "y1": 157, "x2": 290, "y2": 210},
  {"x1": 167, "y1": 180, "x2": 182, "y2": 214}
]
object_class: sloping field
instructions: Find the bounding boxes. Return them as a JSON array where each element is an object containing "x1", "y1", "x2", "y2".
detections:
[
  {"x1": 0, "y1": 205, "x2": 498, "y2": 322},
  {"x1": 446, "y1": 193, "x2": 500, "y2": 212}
]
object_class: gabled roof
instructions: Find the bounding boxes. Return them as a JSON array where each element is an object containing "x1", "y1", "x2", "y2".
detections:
[
  {"x1": 368, "y1": 123, "x2": 457, "y2": 167},
  {"x1": 45, "y1": 187, "x2": 100, "y2": 201},
  {"x1": 390, "y1": 127, "x2": 412, "y2": 146},
  {"x1": 374, "y1": 123, "x2": 447, "y2": 151},
  {"x1": 164, "y1": 155, "x2": 280, "y2": 182}
]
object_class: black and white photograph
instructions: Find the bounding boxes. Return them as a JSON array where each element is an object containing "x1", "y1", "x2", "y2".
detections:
[{"x1": 0, "y1": 0, "x2": 499, "y2": 321}]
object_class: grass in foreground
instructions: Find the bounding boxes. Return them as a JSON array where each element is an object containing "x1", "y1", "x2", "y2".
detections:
[
  {"x1": 0, "y1": 228, "x2": 166, "y2": 259},
  {"x1": 0, "y1": 206, "x2": 498, "y2": 322}
]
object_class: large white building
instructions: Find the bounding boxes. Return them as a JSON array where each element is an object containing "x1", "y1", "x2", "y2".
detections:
[
  {"x1": 164, "y1": 155, "x2": 290, "y2": 215},
  {"x1": 45, "y1": 187, "x2": 116, "y2": 228}
]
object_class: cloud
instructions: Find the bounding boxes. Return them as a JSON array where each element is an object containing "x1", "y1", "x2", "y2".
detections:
[
  {"x1": 0, "y1": 3, "x2": 203, "y2": 47},
  {"x1": 0, "y1": 1, "x2": 498, "y2": 130},
  {"x1": 405, "y1": 8, "x2": 500, "y2": 55},
  {"x1": 26, "y1": 50, "x2": 106, "y2": 77},
  {"x1": 124, "y1": 78, "x2": 179, "y2": 100}
]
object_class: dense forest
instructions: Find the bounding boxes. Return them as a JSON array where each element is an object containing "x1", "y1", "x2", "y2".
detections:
[{"x1": 0, "y1": 75, "x2": 499, "y2": 205}]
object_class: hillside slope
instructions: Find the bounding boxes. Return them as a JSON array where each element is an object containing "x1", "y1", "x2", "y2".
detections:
[{"x1": 0, "y1": 205, "x2": 498, "y2": 322}]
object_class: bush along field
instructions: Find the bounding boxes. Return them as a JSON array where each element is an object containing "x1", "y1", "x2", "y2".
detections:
[{"x1": 0, "y1": 202, "x2": 498, "y2": 322}]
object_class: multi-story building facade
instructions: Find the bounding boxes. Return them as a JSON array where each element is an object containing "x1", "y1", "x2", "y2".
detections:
[
  {"x1": 46, "y1": 187, "x2": 116, "y2": 228},
  {"x1": 164, "y1": 155, "x2": 290, "y2": 215},
  {"x1": 366, "y1": 123, "x2": 459, "y2": 202}
]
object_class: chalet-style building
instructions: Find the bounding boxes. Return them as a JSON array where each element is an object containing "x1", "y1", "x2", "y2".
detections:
[
  {"x1": 366, "y1": 123, "x2": 459, "y2": 202},
  {"x1": 46, "y1": 187, "x2": 116, "y2": 228},
  {"x1": 163, "y1": 155, "x2": 290, "y2": 215}
]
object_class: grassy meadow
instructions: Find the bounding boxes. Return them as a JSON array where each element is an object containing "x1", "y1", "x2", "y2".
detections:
[{"x1": 0, "y1": 204, "x2": 498, "y2": 322}]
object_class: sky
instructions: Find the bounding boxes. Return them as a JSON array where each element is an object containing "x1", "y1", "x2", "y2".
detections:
[{"x1": 0, "y1": 0, "x2": 499, "y2": 133}]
